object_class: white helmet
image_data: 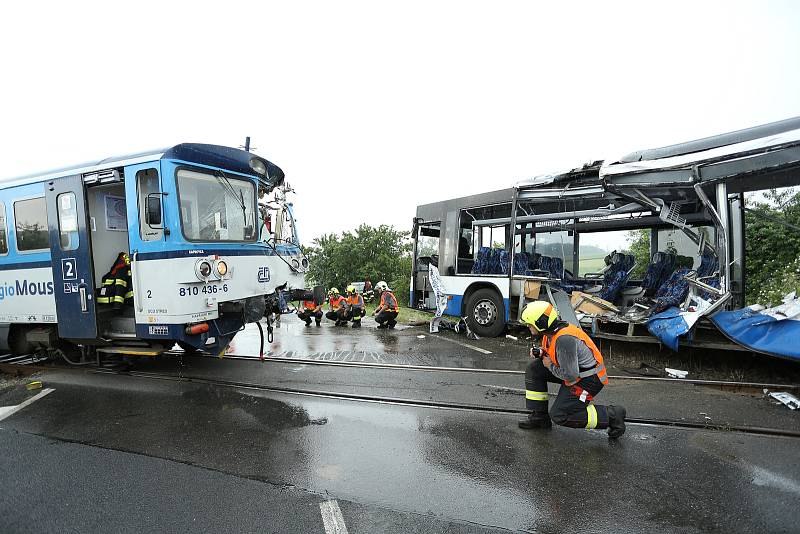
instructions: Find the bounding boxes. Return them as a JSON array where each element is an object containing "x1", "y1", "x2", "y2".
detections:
[{"x1": 375, "y1": 280, "x2": 389, "y2": 292}]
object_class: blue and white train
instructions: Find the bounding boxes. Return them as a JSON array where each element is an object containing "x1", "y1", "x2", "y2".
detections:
[{"x1": 0, "y1": 144, "x2": 306, "y2": 358}]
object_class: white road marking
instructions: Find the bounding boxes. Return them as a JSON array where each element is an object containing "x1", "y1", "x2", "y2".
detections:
[
  {"x1": 319, "y1": 499, "x2": 349, "y2": 534},
  {"x1": 0, "y1": 388, "x2": 55, "y2": 422},
  {"x1": 431, "y1": 334, "x2": 492, "y2": 354}
]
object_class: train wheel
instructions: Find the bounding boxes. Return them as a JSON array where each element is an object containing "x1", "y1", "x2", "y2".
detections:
[{"x1": 465, "y1": 288, "x2": 506, "y2": 338}]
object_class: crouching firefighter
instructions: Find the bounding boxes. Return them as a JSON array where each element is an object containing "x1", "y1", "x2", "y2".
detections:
[
  {"x1": 345, "y1": 285, "x2": 366, "y2": 328},
  {"x1": 325, "y1": 288, "x2": 348, "y2": 326},
  {"x1": 97, "y1": 252, "x2": 134, "y2": 309},
  {"x1": 297, "y1": 298, "x2": 323, "y2": 326},
  {"x1": 519, "y1": 301, "x2": 626, "y2": 439},
  {"x1": 373, "y1": 280, "x2": 399, "y2": 329}
]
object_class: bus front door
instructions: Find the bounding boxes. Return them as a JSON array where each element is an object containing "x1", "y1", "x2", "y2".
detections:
[{"x1": 46, "y1": 175, "x2": 98, "y2": 340}]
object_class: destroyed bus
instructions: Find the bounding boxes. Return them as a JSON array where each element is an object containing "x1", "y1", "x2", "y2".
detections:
[
  {"x1": 0, "y1": 144, "x2": 307, "y2": 360},
  {"x1": 412, "y1": 117, "x2": 800, "y2": 361}
]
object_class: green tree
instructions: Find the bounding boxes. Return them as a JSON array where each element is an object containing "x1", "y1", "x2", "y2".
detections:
[
  {"x1": 626, "y1": 229, "x2": 651, "y2": 278},
  {"x1": 745, "y1": 188, "x2": 800, "y2": 305},
  {"x1": 303, "y1": 224, "x2": 413, "y2": 304}
]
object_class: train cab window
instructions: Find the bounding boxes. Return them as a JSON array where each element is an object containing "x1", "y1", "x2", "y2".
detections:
[
  {"x1": 137, "y1": 168, "x2": 163, "y2": 241},
  {"x1": 177, "y1": 169, "x2": 257, "y2": 242},
  {"x1": 0, "y1": 203, "x2": 7, "y2": 254},
  {"x1": 57, "y1": 193, "x2": 79, "y2": 251},
  {"x1": 14, "y1": 197, "x2": 48, "y2": 251}
]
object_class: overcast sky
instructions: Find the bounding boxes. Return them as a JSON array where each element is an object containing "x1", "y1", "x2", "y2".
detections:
[{"x1": 1, "y1": 1, "x2": 798, "y2": 251}]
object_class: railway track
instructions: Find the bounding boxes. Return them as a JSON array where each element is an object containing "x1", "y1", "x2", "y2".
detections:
[
  {"x1": 89, "y1": 367, "x2": 800, "y2": 439},
  {"x1": 5, "y1": 351, "x2": 800, "y2": 391},
  {"x1": 200, "y1": 352, "x2": 800, "y2": 392},
  {"x1": 3, "y1": 353, "x2": 799, "y2": 438}
]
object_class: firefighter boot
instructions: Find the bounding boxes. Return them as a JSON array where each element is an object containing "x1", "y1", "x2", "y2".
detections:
[
  {"x1": 607, "y1": 405, "x2": 626, "y2": 439},
  {"x1": 518, "y1": 413, "x2": 552, "y2": 430},
  {"x1": 352, "y1": 319, "x2": 361, "y2": 328}
]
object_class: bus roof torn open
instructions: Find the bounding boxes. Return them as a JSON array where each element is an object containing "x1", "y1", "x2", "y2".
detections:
[{"x1": 413, "y1": 116, "x2": 800, "y2": 361}]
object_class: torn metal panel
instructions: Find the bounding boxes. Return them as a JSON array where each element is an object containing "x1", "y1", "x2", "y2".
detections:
[{"x1": 601, "y1": 122, "x2": 800, "y2": 194}]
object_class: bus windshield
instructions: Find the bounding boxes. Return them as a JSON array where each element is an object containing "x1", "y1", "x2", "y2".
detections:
[{"x1": 177, "y1": 168, "x2": 257, "y2": 242}]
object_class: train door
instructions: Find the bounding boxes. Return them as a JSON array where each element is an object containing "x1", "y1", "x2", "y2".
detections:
[{"x1": 45, "y1": 175, "x2": 98, "y2": 339}]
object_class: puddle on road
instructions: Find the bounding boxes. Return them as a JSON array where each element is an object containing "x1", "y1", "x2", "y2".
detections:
[{"x1": 181, "y1": 385, "x2": 328, "y2": 429}]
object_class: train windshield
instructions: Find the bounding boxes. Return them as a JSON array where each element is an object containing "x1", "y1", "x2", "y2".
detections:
[{"x1": 177, "y1": 168, "x2": 257, "y2": 242}]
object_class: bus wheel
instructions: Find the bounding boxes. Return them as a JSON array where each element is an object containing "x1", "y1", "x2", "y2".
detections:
[
  {"x1": 465, "y1": 288, "x2": 505, "y2": 338},
  {"x1": 177, "y1": 341, "x2": 200, "y2": 354}
]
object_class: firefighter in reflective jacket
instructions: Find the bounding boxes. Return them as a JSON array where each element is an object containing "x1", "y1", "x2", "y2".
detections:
[
  {"x1": 373, "y1": 280, "x2": 399, "y2": 329},
  {"x1": 344, "y1": 285, "x2": 366, "y2": 328},
  {"x1": 297, "y1": 298, "x2": 323, "y2": 326},
  {"x1": 325, "y1": 288, "x2": 348, "y2": 326},
  {"x1": 97, "y1": 252, "x2": 133, "y2": 309},
  {"x1": 519, "y1": 301, "x2": 626, "y2": 438}
]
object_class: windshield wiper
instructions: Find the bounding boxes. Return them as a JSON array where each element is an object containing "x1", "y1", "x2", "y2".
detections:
[{"x1": 215, "y1": 170, "x2": 251, "y2": 236}]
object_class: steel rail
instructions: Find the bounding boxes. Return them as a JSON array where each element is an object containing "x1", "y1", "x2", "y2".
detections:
[
  {"x1": 4, "y1": 351, "x2": 800, "y2": 391},
  {"x1": 192, "y1": 352, "x2": 800, "y2": 390},
  {"x1": 91, "y1": 367, "x2": 800, "y2": 439}
]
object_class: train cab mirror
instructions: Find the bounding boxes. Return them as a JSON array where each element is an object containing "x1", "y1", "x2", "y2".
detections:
[{"x1": 145, "y1": 194, "x2": 162, "y2": 227}]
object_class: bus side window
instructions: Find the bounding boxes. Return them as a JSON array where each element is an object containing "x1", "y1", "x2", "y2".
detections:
[
  {"x1": 137, "y1": 168, "x2": 163, "y2": 241},
  {"x1": 0, "y1": 202, "x2": 7, "y2": 254}
]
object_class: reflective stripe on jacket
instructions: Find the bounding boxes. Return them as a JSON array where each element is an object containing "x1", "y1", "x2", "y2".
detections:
[
  {"x1": 541, "y1": 324, "x2": 608, "y2": 386},
  {"x1": 97, "y1": 252, "x2": 133, "y2": 307}
]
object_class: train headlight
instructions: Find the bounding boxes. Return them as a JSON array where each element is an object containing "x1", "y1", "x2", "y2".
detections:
[
  {"x1": 216, "y1": 260, "x2": 228, "y2": 277},
  {"x1": 249, "y1": 158, "x2": 267, "y2": 175},
  {"x1": 291, "y1": 258, "x2": 300, "y2": 270},
  {"x1": 301, "y1": 257, "x2": 309, "y2": 270},
  {"x1": 196, "y1": 260, "x2": 212, "y2": 280}
]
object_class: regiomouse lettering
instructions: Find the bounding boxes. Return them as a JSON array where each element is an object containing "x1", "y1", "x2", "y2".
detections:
[{"x1": 0, "y1": 280, "x2": 55, "y2": 301}]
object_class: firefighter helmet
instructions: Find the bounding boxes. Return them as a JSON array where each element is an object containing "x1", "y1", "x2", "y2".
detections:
[{"x1": 521, "y1": 301, "x2": 558, "y2": 332}]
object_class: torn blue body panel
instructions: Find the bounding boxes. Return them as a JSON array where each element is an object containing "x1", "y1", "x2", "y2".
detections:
[
  {"x1": 647, "y1": 307, "x2": 692, "y2": 352},
  {"x1": 710, "y1": 308, "x2": 800, "y2": 361}
]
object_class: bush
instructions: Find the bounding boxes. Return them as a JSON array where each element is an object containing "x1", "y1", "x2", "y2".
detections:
[{"x1": 745, "y1": 188, "x2": 800, "y2": 306}]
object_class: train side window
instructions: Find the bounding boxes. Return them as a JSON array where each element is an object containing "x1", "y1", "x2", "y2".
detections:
[
  {"x1": 0, "y1": 203, "x2": 7, "y2": 254},
  {"x1": 57, "y1": 192, "x2": 79, "y2": 251},
  {"x1": 14, "y1": 197, "x2": 49, "y2": 252},
  {"x1": 137, "y1": 168, "x2": 163, "y2": 241}
]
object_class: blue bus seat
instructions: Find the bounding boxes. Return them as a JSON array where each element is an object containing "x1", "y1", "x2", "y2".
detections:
[
  {"x1": 651, "y1": 267, "x2": 693, "y2": 313},
  {"x1": 496, "y1": 249, "x2": 510, "y2": 275},
  {"x1": 640, "y1": 252, "x2": 676, "y2": 297},
  {"x1": 513, "y1": 252, "x2": 530, "y2": 275},
  {"x1": 596, "y1": 253, "x2": 636, "y2": 302},
  {"x1": 471, "y1": 247, "x2": 492, "y2": 274}
]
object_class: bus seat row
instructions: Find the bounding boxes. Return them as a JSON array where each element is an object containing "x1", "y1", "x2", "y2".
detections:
[
  {"x1": 640, "y1": 251, "x2": 677, "y2": 297},
  {"x1": 596, "y1": 254, "x2": 635, "y2": 302},
  {"x1": 471, "y1": 247, "x2": 510, "y2": 275},
  {"x1": 511, "y1": 251, "x2": 564, "y2": 280},
  {"x1": 642, "y1": 251, "x2": 719, "y2": 313}
]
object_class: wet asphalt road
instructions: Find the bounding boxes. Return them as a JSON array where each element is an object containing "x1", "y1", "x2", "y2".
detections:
[
  {"x1": 1, "y1": 315, "x2": 800, "y2": 533},
  {"x1": 215, "y1": 316, "x2": 800, "y2": 431},
  {"x1": 1, "y1": 371, "x2": 799, "y2": 533}
]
